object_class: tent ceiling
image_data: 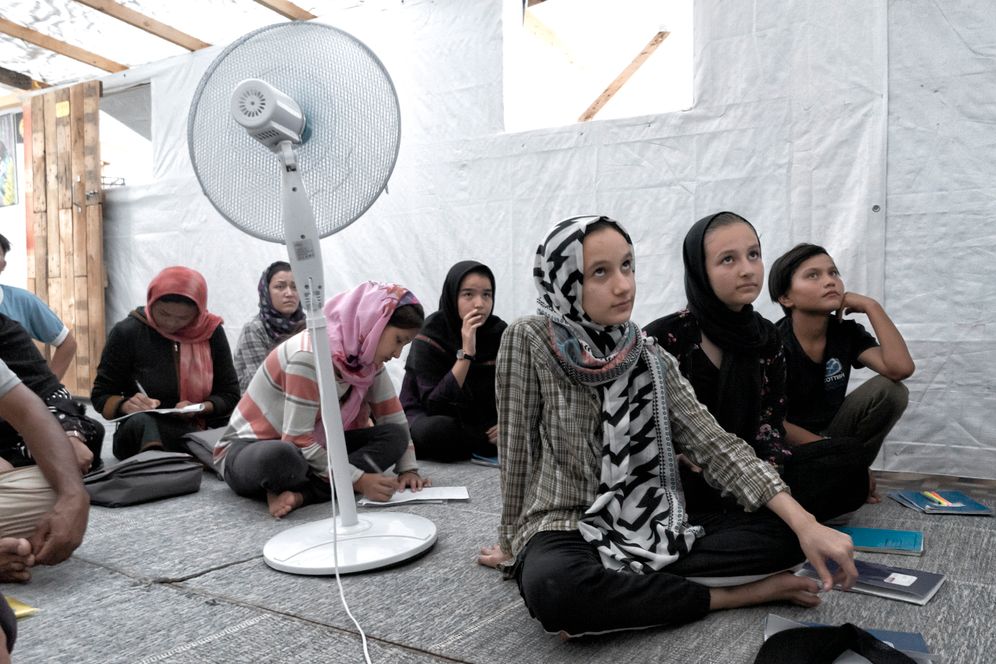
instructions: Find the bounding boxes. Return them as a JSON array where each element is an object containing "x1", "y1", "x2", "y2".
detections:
[{"x1": 0, "y1": 0, "x2": 344, "y2": 102}]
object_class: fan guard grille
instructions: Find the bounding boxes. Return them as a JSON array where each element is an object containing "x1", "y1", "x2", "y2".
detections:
[{"x1": 188, "y1": 22, "x2": 401, "y2": 242}]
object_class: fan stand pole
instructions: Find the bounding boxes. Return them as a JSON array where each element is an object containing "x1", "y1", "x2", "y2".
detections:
[{"x1": 261, "y1": 142, "x2": 437, "y2": 575}]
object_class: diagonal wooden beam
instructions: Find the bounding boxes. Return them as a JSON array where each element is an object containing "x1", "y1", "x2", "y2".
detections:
[
  {"x1": 0, "y1": 17, "x2": 127, "y2": 72},
  {"x1": 0, "y1": 65, "x2": 50, "y2": 90},
  {"x1": 73, "y1": 0, "x2": 211, "y2": 51},
  {"x1": 579, "y1": 30, "x2": 669, "y2": 122},
  {"x1": 253, "y1": 0, "x2": 316, "y2": 21}
]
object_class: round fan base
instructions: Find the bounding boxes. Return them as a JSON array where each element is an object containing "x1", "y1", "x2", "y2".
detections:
[{"x1": 262, "y1": 513, "x2": 437, "y2": 575}]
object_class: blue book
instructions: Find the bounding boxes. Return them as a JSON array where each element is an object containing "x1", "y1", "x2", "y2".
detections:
[
  {"x1": 889, "y1": 489, "x2": 993, "y2": 516},
  {"x1": 834, "y1": 526, "x2": 924, "y2": 556},
  {"x1": 470, "y1": 453, "x2": 499, "y2": 467}
]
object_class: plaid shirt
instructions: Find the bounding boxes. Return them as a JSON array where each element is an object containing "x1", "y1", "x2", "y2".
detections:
[
  {"x1": 233, "y1": 317, "x2": 275, "y2": 393},
  {"x1": 496, "y1": 316, "x2": 787, "y2": 560}
]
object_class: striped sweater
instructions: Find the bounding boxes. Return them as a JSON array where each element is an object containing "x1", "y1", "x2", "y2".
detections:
[{"x1": 214, "y1": 331, "x2": 418, "y2": 483}]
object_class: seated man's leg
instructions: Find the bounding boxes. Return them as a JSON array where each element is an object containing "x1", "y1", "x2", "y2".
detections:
[
  {"x1": 516, "y1": 530, "x2": 711, "y2": 636},
  {"x1": 826, "y1": 375, "x2": 909, "y2": 466},
  {"x1": 0, "y1": 466, "x2": 56, "y2": 539},
  {"x1": 0, "y1": 466, "x2": 56, "y2": 582}
]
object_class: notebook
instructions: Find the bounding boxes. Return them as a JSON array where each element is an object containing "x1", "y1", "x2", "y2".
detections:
[
  {"x1": 834, "y1": 526, "x2": 924, "y2": 556},
  {"x1": 796, "y1": 558, "x2": 945, "y2": 606},
  {"x1": 357, "y1": 486, "x2": 469, "y2": 506},
  {"x1": 109, "y1": 402, "x2": 205, "y2": 422},
  {"x1": 889, "y1": 490, "x2": 992, "y2": 516}
]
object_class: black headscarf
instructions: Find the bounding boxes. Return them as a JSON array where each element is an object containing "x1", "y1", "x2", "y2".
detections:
[
  {"x1": 404, "y1": 261, "x2": 507, "y2": 425},
  {"x1": 683, "y1": 211, "x2": 779, "y2": 442},
  {"x1": 410, "y1": 261, "x2": 506, "y2": 366}
]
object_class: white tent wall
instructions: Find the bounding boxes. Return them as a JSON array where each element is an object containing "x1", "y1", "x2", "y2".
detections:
[
  {"x1": 885, "y1": 2, "x2": 996, "y2": 477},
  {"x1": 96, "y1": 0, "x2": 995, "y2": 479}
]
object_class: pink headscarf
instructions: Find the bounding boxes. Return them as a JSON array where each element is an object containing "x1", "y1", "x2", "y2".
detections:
[{"x1": 323, "y1": 281, "x2": 419, "y2": 429}]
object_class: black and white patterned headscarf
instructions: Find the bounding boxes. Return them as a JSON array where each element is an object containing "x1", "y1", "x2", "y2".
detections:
[{"x1": 534, "y1": 215, "x2": 701, "y2": 572}]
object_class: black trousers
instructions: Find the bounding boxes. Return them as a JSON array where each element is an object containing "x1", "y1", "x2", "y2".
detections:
[
  {"x1": 784, "y1": 375, "x2": 910, "y2": 521},
  {"x1": 222, "y1": 423, "x2": 409, "y2": 505},
  {"x1": 112, "y1": 413, "x2": 200, "y2": 460},
  {"x1": 515, "y1": 507, "x2": 805, "y2": 636},
  {"x1": 683, "y1": 377, "x2": 909, "y2": 523},
  {"x1": 410, "y1": 414, "x2": 496, "y2": 462}
]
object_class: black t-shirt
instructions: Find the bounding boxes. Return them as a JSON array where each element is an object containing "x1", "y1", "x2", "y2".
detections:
[
  {"x1": 0, "y1": 313, "x2": 65, "y2": 463},
  {"x1": 776, "y1": 316, "x2": 878, "y2": 433},
  {"x1": 0, "y1": 314, "x2": 62, "y2": 398}
]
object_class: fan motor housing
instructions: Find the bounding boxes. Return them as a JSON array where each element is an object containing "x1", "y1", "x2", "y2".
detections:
[{"x1": 231, "y1": 78, "x2": 306, "y2": 150}]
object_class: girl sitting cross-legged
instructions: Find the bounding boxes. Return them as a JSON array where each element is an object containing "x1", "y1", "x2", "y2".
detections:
[
  {"x1": 214, "y1": 281, "x2": 430, "y2": 518},
  {"x1": 400, "y1": 260, "x2": 507, "y2": 463},
  {"x1": 478, "y1": 215, "x2": 855, "y2": 638}
]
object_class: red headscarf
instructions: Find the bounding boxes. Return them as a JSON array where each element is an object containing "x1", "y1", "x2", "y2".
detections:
[{"x1": 144, "y1": 266, "x2": 223, "y2": 404}]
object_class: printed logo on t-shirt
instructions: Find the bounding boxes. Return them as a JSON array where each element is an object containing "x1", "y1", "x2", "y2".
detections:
[{"x1": 824, "y1": 357, "x2": 846, "y2": 389}]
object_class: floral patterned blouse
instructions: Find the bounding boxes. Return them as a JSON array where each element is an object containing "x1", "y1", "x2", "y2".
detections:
[{"x1": 644, "y1": 309, "x2": 791, "y2": 466}]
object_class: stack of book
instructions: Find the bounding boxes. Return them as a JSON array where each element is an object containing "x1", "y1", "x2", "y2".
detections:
[{"x1": 889, "y1": 489, "x2": 993, "y2": 516}]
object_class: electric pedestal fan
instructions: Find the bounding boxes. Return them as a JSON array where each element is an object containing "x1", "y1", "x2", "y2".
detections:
[{"x1": 187, "y1": 22, "x2": 437, "y2": 575}]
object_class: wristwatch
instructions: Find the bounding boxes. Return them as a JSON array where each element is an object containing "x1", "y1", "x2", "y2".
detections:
[
  {"x1": 65, "y1": 430, "x2": 86, "y2": 441},
  {"x1": 456, "y1": 349, "x2": 475, "y2": 362}
]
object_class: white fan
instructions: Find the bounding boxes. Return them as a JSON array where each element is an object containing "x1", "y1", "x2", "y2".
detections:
[{"x1": 187, "y1": 21, "x2": 437, "y2": 575}]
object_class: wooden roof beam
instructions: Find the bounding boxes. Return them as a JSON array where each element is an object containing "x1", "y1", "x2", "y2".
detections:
[
  {"x1": 0, "y1": 17, "x2": 126, "y2": 73},
  {"x1": 0, "y1": 65, "x2": 50, "y2": 91},
  {"x1": 253, "y1": 0, "x2": 316, "y2": 21},
  {"x1": 73, "y1": 0, "x2": 211, "y2": 51},
  {"x1": 578, "y1": 30, "x2": 669, "y2": 122}
]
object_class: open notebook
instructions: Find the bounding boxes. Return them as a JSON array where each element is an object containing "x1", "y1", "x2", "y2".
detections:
[{"x1": 357, "y1": 486, "x2": 469, "y2": 506}]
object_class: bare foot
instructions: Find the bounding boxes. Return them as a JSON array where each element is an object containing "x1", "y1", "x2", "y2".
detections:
[
  {"x1": 0, "y1": 536, "x2": 34, "y2": 583},
  {"x1": 266, "y1": 491, "x2": 304, "y2": 518},
  {"x1": 710, "y1": 572, "x2": 822, "y2": 611},
  {"x1": 866, "y1": 469, "x2": 881, "y2": 504}
]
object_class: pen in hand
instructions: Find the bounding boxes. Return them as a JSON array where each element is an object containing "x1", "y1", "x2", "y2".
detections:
[
  {"x1": 359, "y1": 453, "x2": 400, "y2": 502},
  {"x1": 363, "y1": 453, "x2": 386, "y2": 475},
  {"x1": 130, "y1": 380, "x2": 160, "y2": 412}
]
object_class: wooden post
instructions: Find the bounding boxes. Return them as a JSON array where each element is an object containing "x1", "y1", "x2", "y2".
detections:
[{"x1": 22, "y1": 81, "x2": 105, "y2": 395}]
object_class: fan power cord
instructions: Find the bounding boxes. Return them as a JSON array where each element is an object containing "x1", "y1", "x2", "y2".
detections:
[{"x1": 329, "y1": 472, "x2": 374, "y2": 664}]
